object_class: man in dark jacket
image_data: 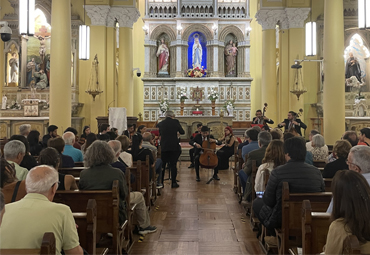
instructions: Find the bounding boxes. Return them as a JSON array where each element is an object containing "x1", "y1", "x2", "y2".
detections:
[
  {"x1": 278, "y1": 111, "x2": 307, "y2": 136},
  {"x1": 189, "y1": 126, "x2": 221, "y2": 182},
  {"x1": 253, "y1": 136, "x2": 325, "y2": 230},
  {"x1": 157, "y1": 111, "x2": 185, "y2": 188}
]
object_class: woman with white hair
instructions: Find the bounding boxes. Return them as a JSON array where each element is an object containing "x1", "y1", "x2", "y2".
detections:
[{"x1": 311, "y1": 134, "x2": 329, "y2": 161}]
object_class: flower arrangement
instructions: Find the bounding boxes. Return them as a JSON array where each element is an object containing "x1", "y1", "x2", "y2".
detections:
[
  {"x1": 223, "y1": 100, "x2": 235, "y2": 110},
  {"x1": 208, "y1": 88, "x2": 219, "y2": 101},
  {"x1": 159, "y1": 99, "x2": 169, "y2": 113},
  {"x1": 178, "y1": 87, "x2": 188, "y2": 101},
  {"x1": 186, "y1": 65, "x2": 207, "y2": 78}
]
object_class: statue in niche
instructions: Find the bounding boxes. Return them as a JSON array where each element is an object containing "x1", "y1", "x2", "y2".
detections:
[
  {"x1": 1, "y1": 94, "x2": 7, "y2": 109},
  {"x1": 156, "y1": 38, "x2": 169, "y2": 75},
  {"x1": 225, "y1": 40, "x2": 237, "y2": 76},
  {"x1": 192, "y1": 34, "x2": 202, "y2": 68},
  {"x1": 8, "y1": 52, "x2": 19, "y2": 84},
  {"x1": 34, "y1": 70, "x2": 48, "y2": 89},
  {"x1": 345, "y1": 52, "x2": 362, "y2": 82},
  {"x1": 26, "y1": 58, "x2": 38, "y2": 87}
]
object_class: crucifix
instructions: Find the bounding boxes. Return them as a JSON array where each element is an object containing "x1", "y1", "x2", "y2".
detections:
[{"x1": 34, "y1": 25, "x2": 51, "y2": 68}]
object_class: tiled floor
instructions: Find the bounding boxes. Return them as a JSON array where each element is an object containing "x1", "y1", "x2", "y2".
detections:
[{"x1": 130, "y1": 162, "x2": 264, "y2": 255}]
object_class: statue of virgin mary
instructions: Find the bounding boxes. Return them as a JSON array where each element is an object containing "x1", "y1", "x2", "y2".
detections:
[{"x1": 192, "y1": 34, "x2": 202, "y2": 68}]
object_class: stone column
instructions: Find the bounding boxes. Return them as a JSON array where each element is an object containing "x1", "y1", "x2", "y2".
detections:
[
  {"x1": 256, "y1": 10, "x2": 282, "y2": 123},
  {"x1": 177, "y1": 0, "x2": 181, "y2": 17},
  {"x1": 214, "y1": 0, "x2": 218, "y2": 17},
  {"x1": 50, "y1": 0, "x2": 72, "y2": 129},
  {"x1": 112, "y1": 7, "x2": 140, "y2": 116},
  {"x1": 323, "y1": 0, "x2": 345, "y2": 144}
]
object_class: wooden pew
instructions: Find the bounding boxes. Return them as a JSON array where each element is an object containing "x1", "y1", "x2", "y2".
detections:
[
  {"x1": 75, "y1": 162, "x2": 84, "y2": 167},
  {"x1": 313, "y1": 160, "x2": 326, "y2": 168},
  {"x1": 234, "y1": 148, "x2": 244, "y2": 195},
  {"x1": 323, "y1": 178, "x2": 333, "y2": 192},
  {"x1": 72, "y1": 199, "x2": 97, "y2": 255},
  {"x1": 133, "y1": 156, "x2": 150, "y2": 207},
  {"x1": 278, "y1": 182, "x2": 332, "y2": 255},
  {"x1": 128, "y1": 161, "x2": 142, "y2": 192},
  {"x1": 53, "y1": 180, "x2": 128, "y2": 255},
  {"x1": 249, "y1": 160, "x2": 260, "y2": 229},
  {"x1": 124, "y1": 168, "x2": 136, "y2": 252},
  {"x1": 58, "y1": 167, "x2": 87, "y2": 177},
  {"x1": 0, "y1": 232, "x2": 55, "y2": 255},
  {"x1": 301, "y1": 200, "x2": 330, "y2": 255}
]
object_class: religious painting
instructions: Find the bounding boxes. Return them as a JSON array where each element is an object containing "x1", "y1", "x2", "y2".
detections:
[
  {"x1": 26, "y1": 8, "x2": 51, "y2": 88},
  {"x1": 224, "y1": 33, "x2": 238, "y2": 77},
  {"x1": 6, "y1": 43, "x2": 19, "y2": 87},
  {"x1": 344, "y1": 33, "x2": 370, "y2": 92},
  {"x1": 188, "y1": 32, "x2": 207, "y2": 70},
  {"x1": 156, "y1": 33, "x2": 170, "y2": 77}
]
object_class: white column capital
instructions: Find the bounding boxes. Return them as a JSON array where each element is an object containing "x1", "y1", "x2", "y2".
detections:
[
  {"x1": 85, "y1": 5, "x2": 111, "y2": 26},
  {"x1": 108, "y1": 6, "x2": 140, "y2": 28},
  {"x1": 255, "y1": 9, "x2": 285, "y2": 30},
  {"x1": 284, "y1": 8, "x2": 310, "y2": 29}
]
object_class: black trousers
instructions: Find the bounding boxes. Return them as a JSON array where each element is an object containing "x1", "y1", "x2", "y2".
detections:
[
  {"x1": 161, "y1": 151, "x2": 179, "y2": 184},
  {"x1": 189, "y1": 148, "x2": 195, "y2": 164},
  {"x1": 194, "y1": 154, "x2": 217, "y2": 177}
]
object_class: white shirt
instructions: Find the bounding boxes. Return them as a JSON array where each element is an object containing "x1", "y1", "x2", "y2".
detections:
[{"x1": 254, "y1": 162, "x2": 274, "y2": 192}]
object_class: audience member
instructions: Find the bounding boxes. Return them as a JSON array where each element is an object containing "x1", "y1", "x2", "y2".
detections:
[
  {"x1": 311, "y1": 134, "x2": 329, "y2": 161},
  {"x1": 306, "y1": 129, "x2": 320, "y2": 151},
  {"x1": 42, "y1": 125, "x2": 58, "y2": 147},
  {"x1": 111, "y1": 128, "x2": 118, "y2": 136},
  {"x1": 123, "y1": 124, "x2": 136, "y2": 141},
  {"x1": 241, "y1": 129, "x2": 260, "y2": 160},
  {"x1": 342, "y1": 130, "x2": 359, "y2": 147},
  {"x1": 189, "y1": 123, "x2": 203, "y2": 168},
  {"x1": 322, "y1": 140, "x2": 351, "y2": 178},
  {"x1": 4, "y1": 140, "x2": 28, "y2": 180},
  {"x1": 131, "y1": 134, "x2": 155, "y2": 173},
  {"x1": 48, "y1": 137, "x2": 75, "y2": 168},
  {"x1": 116, "y1": 135, "x2": 133, "y2": 167},
  {"x1": 1, "y1": 158, "x2": 27, "y2": 203},
  {"x1": 253, "y1": 137, "x2": 324, "y2": 240},
  {"x1": 324, "y1": 170, "x2": 370, "y2": 254},
  {"x1": 10, "y1": 135, "x2": 37, "y2": 170},
  {"x1": 142, "y1": 132, "x2": 163, "y2": 188},
  {"x1": 38, "y1": 147, "x2": 77, "y2": 190},
  {"x1": 19, "y1": 124, "x2": 31, "y2": 137},
  {"x1": 64, "y1": 127, "x2": 81, "y2": 149},
  {"x1": 0, "y1": 191, "x2": 4, "y2": 226},
  {"x1": 108, "y1": 140, "x2": 135, "y2": 184},
  {"x1": 238, "y1": 129, "x2": 250, "y2": 150},
  {"x1": 97, "y1": 123, "x2": 110, "y2": 141},
  {"x1": 359, "y1": 128, "x2": 370, "y2": 146},
  {"x1": 28, "y1": 130, "x2": 43, "y2": 156},
  {"x1": 107, "y1": 130, "x2": 118, "y2": 140},
  {"x1": 81, "y1": 133, "x2": 97, "y2": 154},
  {"x1": 79, "y1": 140, "x2": 157, "y2": 235},
  {"x1": 240, "y1": 131, "x2": 272, "y2": 201},
  {"x1": 62, "y1": 132, "x2": 83, "y2": 163},
  {"x1": 0, "y1": 165, "x2": 83, "y2": 255},
  {"x1": 255, "y1": 140, "x2": 286, "y2": 192},
  {"x1": 284, "y1": 132, "x2": 313, "y2": 165},
  {"x1": 137, "y1": 125, "x2": 147, "y2": 135},
  {"x1": 80, "y1": 125, "x2": 91, "y2": 139},
  {"x1": 270, "y1": 128, "x2": 283, "y2": 141}
]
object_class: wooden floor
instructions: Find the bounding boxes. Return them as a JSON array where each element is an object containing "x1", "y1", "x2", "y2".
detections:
[{"x1": 130, "y1": 162, "x2": 264, "y2": 255}]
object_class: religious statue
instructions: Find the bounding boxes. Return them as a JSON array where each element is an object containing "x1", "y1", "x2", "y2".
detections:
[
  {"x1": 45, "y1": 55, "x2": 50, "y2": 82},
  {"x1": 345, "y1": 52, "x2": 362, "y2": 82},
  {"x1": 35, "y1": 35, "x2": 47, "y2": 64},
  {"x1": 26, "y1": 58, "x2": 38, "y2": 86},
  {"x1": 34, "y1": 70, "x2": 48, "y2": 89},
  {"x1": 225, "y1": 40, "x2": 237, "y2": 76},
  {"x1": 8, "y1": 53, "x2": 18, "y2": 84},
  {"x1": 1, "y1": 95, "x2": 7, "y2": 109},
  {"x1": 156, "y1": 38, "x2": 169, "y2": 75},
  {"x1": 192, "y1": 34, "x2": 202, "y2": 68}
]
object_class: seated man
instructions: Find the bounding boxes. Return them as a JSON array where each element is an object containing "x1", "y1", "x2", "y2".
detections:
[
  {"x1": 19, "y1": 124, "x2": 31, "y2": 137},
  {"x1": 239, "y1": 131, "x2": 272, "y2": 201},
  {"x1": 42, "y1": 125, "x2": 58, "y2": 148},
  {"x1": 253, "y1": 137, "x2": 325, "y2": 231},
  {"x1": 241, "y1": 128, "x2": 260, "y2": 161},
  {"x1": 4, "y1": 140, "x2": 28, "y2": 180},
  {"x1": 62, "y1": 132, "x2": 83, "y2": 163},
  {"x1": 48, "y1": 137, "x2": 75, "y2": 168},
  {"x1": 0, "y1": 165, "x2": 83, "y2": 255},
  {"x1": 278, "y1": 111, "x2": 307, "y2": 136},
  {"x1": 189, "y1": 123, "x2": 203, "y2": 168},
  {"x1": 64, "y1": 127, "x2": 82, "y2": 150},
  {"x1": 238, "y1": 129, "x2": 250, "y2": 150},
  {"x1": 79, "y1": 140, "x2": 157, "y2": 235},
  {"x1": 141, "y1": 132, "x2": 163, "y2": 188},
  {"x1": 97, "y1": 123, "x2": 111, "y2": 141}
]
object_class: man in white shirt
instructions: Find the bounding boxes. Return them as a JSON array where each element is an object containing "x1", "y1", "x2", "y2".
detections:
[{"x1": 4, "y1": 140, "x2": 28, "y2": 180}]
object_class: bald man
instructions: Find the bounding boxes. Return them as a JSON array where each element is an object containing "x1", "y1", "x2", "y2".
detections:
[
  {"x1": 0, "y1": 166, "x2": 83, "y2": 255},
  {"x1": 62, "y1": 131, "x2": 83, "y2": 163}
]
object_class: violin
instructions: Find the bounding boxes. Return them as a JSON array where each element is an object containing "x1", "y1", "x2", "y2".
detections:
[{"x1": 199, "y1": 137, "x2": 219, "y2": 169}]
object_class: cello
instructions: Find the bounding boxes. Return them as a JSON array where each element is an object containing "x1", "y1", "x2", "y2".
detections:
[{"x1": 199, "y1": 136, "x2": 218, "y2": 169}]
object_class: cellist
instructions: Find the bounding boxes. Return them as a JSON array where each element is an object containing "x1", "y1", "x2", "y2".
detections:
[
  {"x1": 278, "y1": 111, "x2": 307, "y2": 136},
  {"x1": 189, "y1": 126, "x2": 221, "y2": 182}
]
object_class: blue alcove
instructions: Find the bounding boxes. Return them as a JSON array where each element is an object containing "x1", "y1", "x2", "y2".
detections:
[{"x1": 187, "y1": 31, "x2": 207, "y2": 70}]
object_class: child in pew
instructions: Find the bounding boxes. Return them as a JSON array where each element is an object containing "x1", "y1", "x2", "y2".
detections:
[{"x1": 324, "y1": 170, "x2": 370, "y2": 254}]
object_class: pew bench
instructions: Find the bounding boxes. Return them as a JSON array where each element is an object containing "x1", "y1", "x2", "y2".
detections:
[
  {"x1": 58, "y1": 167, "x2": 87, "y2": 177},
  {"x1": 133, "y1": 156, "x2": 150, "y2": 208}
]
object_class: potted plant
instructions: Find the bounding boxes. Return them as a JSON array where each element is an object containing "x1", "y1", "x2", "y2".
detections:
[{"x1": 178, "y1": 87, "x2": 188, "y2": 102}]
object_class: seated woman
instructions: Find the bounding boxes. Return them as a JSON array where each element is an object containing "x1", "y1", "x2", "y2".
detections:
[
  {"x1": 81, "y1": 133, "x2": 97, "y2": 155},
  {"x1": 311, "y1": 134, "x2": 329, "y2": 161},
  {"x1": 214, "y1": 127, "x2": 236, "y2": 171},
  {"x1": 324, "y1": 170, "x2": 370, "y2": 254},
  {"x1": 322, "y1": 140, "x2": 351, "y2": 178},
  {"x1": 254, "y1": 140, "x2": 286, "y2": 192},
  {"x1": 27, "y1": 130, "x2": 43, "y2": 156},
  {"x1": 131, "y1": 134, "x2": 156, "y2": 181},
  {"x1": 38, "y1": 147, "x2": 78, "y2": 190},
  {"x1": 116, "y1": 135, "x2": 133, "y2": 167},
  {"x1": 137, "y1": 125, "x2": 147, "y2": 135},
  {"x1": 1, "y1": 158, "x2": 27, "y2": 203}
]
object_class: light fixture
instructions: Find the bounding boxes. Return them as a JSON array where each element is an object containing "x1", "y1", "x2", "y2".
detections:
[
  {"x1": 19, "y1": 0, "x2": 35, "y2": 35},
  {"x1": 142, "y1": 24, "x2": 149, "y2": 35},
  {"x1": 359, "y1": 0, "x2": 370, "y2": 29},
  {"x1": 305, "y1": 0, "x2": 316, "y2": 56},
  {"x1": 290, "y1": 61, "x2": 307, "y2": 100},
  {"x1": 86, "y1": 54, "x2": 103, "y2": 101},
  {"x1": 246, "y1": 26, "x2": 252, "y2": 36},
  {"x1": 79, "y1": 0, "x2": 90, "y2": 60}
]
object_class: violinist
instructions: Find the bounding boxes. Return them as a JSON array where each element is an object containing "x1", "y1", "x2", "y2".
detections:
[
  {"x1": 214, "y1": 127, "x2": 236, "y2": 172},
  {"x1": 189, "y1": 126, "x2": 221, "y2": 182},
  {"x1": 252, "y1": 110, "x2": 274, "y2": 126},
  {"x1": 278, "y1": 111, "x2": 307, "y2": 136}
]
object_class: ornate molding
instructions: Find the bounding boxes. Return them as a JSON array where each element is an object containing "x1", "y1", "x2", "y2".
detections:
[
  {"x1": 108, "y1": 7, "x2": 140, "y2": 28},
  {"x1": 285, "y1": 8, "x2": 310, "y2": 29},
  {"x1": 255, "y1": 9, "x2": 285, "y2": 30},
  {"x1": 85, "y1": 5, "x2": 111, "y2": 26},
  {"x1": 150, "y1": 25, "x2": 177, "y2": 41}
]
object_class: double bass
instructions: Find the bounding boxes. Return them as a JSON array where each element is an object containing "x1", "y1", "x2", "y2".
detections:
[
  {"x1": 199, "y1": 137, "x2": 218, "y2": 169},
  {"x1": 287, "y1": 108, "x2": 304, "y2": 136}
]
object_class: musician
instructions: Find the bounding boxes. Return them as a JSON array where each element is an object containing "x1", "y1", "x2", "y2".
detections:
[
  {"x1": 214, "y1": 127, "x2": 236, "y2": 171},
  {"x1": 278, "y1": 111, "x2": 307, "y2": 136},
  {"x1": 188, "y1": 123, "x2": 203, "y2": 169},
  {"x1": 252, "y1": 110, "x2": 274, "y2": 125},
  {"x1": 189, "y1": 126, "x2": 221, "y2": 182}
]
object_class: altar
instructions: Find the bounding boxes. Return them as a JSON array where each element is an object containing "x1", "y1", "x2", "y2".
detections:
[{"x1": 159, "y1": 115, "x2": 234, "y2": 139}]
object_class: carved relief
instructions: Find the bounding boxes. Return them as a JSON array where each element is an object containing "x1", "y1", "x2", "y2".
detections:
[
  {"x1": 182, "y1": 24, "x2": 213, "y2": 41},
  {"x1": 85, "y1": 5, "x2": 111, "y2": 26},
  {"x1": 150, "y1": 25, "x2": 176, "y2": 41}
]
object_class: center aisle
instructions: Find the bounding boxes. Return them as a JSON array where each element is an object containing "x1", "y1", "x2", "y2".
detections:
[{"x1": 130, "y1": 162, "x2": 264, "y2": 255}]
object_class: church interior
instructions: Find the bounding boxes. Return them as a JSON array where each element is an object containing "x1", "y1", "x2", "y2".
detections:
[{"x1": 1, "y1": 0, "x2": 370, "y2": 254}]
